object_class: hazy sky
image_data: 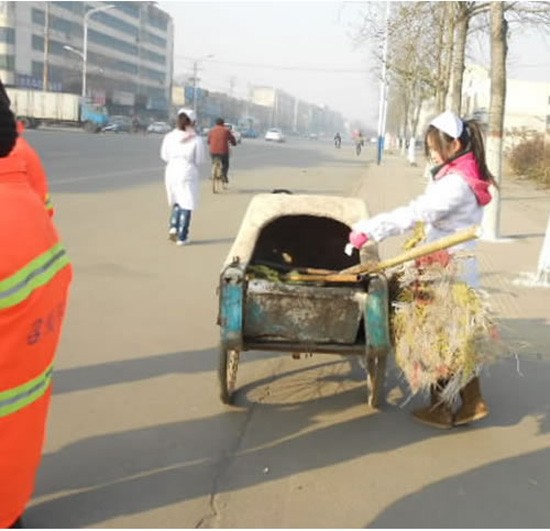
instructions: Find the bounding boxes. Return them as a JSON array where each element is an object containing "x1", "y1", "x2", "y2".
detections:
[{"x1": 158, "y1": 1, "x2": 550, "y2": 128}]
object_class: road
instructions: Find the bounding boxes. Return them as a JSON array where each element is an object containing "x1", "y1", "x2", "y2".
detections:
[{"x1": 23, "y1": 130, "x2": 550, "y2": 528}]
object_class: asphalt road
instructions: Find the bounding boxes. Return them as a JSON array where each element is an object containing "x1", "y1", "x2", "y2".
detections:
[{"x1": 21, "y1": 130, "x2": 550, "y2": 528}]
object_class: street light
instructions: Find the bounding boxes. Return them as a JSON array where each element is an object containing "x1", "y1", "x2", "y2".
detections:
[
  {"x1": 191, "y1": 54, "x2": 215, "y2": 116},
  {"x1": 81, "y1": 4, "x2": 114, "y2": 98}
]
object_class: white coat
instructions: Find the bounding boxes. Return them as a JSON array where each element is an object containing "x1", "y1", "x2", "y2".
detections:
[
  {"x1": 354, "y1": 171, "x2": 485, "y2": 287},
  {"x1": 161, "y1": 128, "x2": 206, "y2": 210}
]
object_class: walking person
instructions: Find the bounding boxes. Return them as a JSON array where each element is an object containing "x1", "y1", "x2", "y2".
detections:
[
  {"x1": 161, "y1": 108, "x2": 206, "y2": 246},
  {"x1": 0, "y1": 90, "x2": 73, "y2": 528},
  {"x1": 348, "y1": 110, "x2": 496, "y2": 429},
  {"x1": 207, "y1": 117, "x2": 236, "y2": 185}
]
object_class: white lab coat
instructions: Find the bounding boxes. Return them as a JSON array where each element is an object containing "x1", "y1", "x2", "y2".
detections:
[
  {"x1": 354, "y1": 172, "x2": 483, "y2": 286},
  {"x1": 161, "y1": 128, "x2": 206, "y2": 210}
]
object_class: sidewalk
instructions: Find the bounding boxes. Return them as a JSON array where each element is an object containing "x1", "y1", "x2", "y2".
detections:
[{"x1": 354, "y1": 150, "x2": 550, "y2": 361}]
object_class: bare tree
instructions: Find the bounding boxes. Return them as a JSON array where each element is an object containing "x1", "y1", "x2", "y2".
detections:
[{"x1": 482, "y1": 2, "x2": 507, "y2": 239}]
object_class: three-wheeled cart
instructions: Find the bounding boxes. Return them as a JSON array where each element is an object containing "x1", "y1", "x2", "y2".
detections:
[{"x1": 217, "y1": 193, "x2": 392, "y2": 407}]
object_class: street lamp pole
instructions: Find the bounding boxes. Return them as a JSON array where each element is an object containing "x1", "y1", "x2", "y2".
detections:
[
  {"x1": 192, "y1": 54, "x2": 214, "y2": 116},
  {"x1": 82, "y1": 4, "x2": 114, "y2": 98},
  {"x1": 376, "y1": 0, "x2": 391, "y2": 166}
]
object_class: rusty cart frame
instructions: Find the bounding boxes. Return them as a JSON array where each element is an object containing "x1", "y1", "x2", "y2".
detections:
[{"x1": 217, "y1": 193, "x2": 392, "y2": 407}]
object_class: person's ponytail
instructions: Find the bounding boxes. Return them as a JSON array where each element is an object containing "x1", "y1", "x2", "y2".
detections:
[{"x1": 464, "y1": 119, "x2": 498, "y2": 188}]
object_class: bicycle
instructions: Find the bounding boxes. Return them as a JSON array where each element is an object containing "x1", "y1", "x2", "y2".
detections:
[
  {"x1": 355, "y1": 141, "x2": 362, "y2": 156},
  {"x1": 211, "y1": 157, "x2": 224, "y2": 193},
  {"x1": 334, "y1": 138, "x2": 341, "y2": 149}
]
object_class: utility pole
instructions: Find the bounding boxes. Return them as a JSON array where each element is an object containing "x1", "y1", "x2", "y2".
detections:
[
  {"x1": 376, "y1": 0, "x2": 390, "y2": 165},
  {"x1": 192, "y1": 60, "x2": 199, "y2": 116},
  {"x1": 43, "y1": 2, "x2": 50, "y2": 91}
]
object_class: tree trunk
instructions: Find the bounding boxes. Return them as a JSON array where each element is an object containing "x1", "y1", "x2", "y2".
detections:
[
  {"x1": 448, "y1": 2, "x2": 469, "y2": 113},
  {"x1": 482, "y1": 2, "x2": 507, "y2": 240}
]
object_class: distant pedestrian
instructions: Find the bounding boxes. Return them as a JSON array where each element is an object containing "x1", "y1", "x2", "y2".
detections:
[
  {"x1": 161, "y1": 108, "x2": 206, "y2": 246},
  {"x1": 0, "y1": 90, "x2": 72, "y2": 528},
  {"x1": 207, "y1": 117, "x2": 236, "y2": 185}
]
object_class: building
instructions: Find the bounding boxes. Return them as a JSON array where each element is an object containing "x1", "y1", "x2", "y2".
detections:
[
  {"x1": 0, "y1": 1, "x2": 173, "y2": 118},
  {"x1": 462, "y1": 63, "x2": 550, "y2": 134}
]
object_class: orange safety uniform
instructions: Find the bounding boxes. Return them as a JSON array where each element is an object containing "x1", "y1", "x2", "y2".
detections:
[
  {"x1": 0, "y1": 156, "x2": 72, "y2": 527},
  {"x1": 9, "y1": 121, "x2": 54, "y2": 217}
]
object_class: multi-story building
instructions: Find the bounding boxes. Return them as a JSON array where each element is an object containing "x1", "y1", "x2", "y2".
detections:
[{"x1": 0, "y1": 1, "x2": 173, "y2": 118}]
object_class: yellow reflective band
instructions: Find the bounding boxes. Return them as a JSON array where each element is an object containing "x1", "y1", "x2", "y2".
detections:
[
  {"x1": 0, "y1": 242, "x2": 70, "y2": 310},
  {"x1": 0, "y1": 364, "x2": 53, "y2": 418}
]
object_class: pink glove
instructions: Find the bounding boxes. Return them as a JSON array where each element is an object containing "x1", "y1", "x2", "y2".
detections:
[{"x1": 349, "y1": 230, "x2": 369, "y2": 250}]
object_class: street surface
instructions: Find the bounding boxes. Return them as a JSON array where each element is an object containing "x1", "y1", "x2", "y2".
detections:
[{"x1": 22, "y1": 129, "x2": 550, "y2": 528}]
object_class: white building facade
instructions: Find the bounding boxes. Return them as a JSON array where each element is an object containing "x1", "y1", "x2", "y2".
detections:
[{"x1": 0, "y1": 1, "x2": 173, "y2": 116}]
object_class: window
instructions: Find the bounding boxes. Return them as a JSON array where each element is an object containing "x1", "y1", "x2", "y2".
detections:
[
  {"x1": 0, "y1": 27, "x2": 15, "y2": 44},
  {"x1": 31, "y1": 8, "x2": 45, "y2": 25},
  {"x1": 95, "y1": 11, "x2": 139, "y2": 38},
  {"x1": 142, "y1": 31, "x2": 166, "y2": 48},
  {"x1": 88, "y1": 29, "x2": 138, "y2": 56},
  {"x1": 141, "y1": 49, "x2": 165, "y2": 65},
  {"x1": 141, "y1": 66, "x2": 164, "y2": 84},
  {"x1": 0, "y1": 54, "x2": 15, "y2": 70},
  {"x1": 52, "y1": 2, "x2": 84, "y2": 15},
  {"x1": 32, "y1": 61, "x2": 44, "y2": 79},
  {"x1": 32, "y1": 34, "x2": 45, "y2": 52},
  {"x1": 112, "y1": 2, "x2": 140, "y2": 19}
]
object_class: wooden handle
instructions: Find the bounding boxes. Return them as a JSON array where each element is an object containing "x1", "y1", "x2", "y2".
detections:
[{"x1": 339, "y1": 225, "x2": 481, "y2": 275}]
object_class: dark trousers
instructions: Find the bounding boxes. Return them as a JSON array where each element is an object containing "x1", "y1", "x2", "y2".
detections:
[
  {"x1": 169, "y1": 203, "x2": 192, "y2": 242},
  {"x1": 211, "y1": 153, "x2": 230, "y2": 182}
]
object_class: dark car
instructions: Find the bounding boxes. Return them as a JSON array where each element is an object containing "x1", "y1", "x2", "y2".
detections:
[{"x1": 102, "y1": 115, "x2": 132, "y2": 133}]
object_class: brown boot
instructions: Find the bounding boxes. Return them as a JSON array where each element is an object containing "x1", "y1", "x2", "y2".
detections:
[
  {"x1": 454, "y1": 376, "x2": 489, "y2": 426},
  {"x1": 412, "y1": 386, "x2": 453, "y2": 429}
]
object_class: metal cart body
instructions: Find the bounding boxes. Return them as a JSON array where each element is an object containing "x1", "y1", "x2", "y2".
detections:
[{"x1": 217, "y1": 193, "x2": 391, "y2": 406}]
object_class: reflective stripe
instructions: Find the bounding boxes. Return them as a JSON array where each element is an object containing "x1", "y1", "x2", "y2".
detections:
[
  {"x1": 0, "y1": 364, "x2": 53, "y2": 418},
  {"x1": 0, "y1": 243, "x2": 70, "y2": 310}
]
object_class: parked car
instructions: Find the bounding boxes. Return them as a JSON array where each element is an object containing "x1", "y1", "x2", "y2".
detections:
[
  {"x1": 147, "y1": 121, "x2": 172, "y2": 134},
  {"x1": 224, "y1": 123, "x2": 242, "y2": 144},
  {"x1": 265, "y1": 128, "x2": 285, "y2": 143},
  {"x1": 102, "y1": 115, "x2": 132, "y2": 133}
]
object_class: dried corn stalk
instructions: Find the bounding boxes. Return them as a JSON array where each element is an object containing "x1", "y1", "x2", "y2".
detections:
[{"x1": 391, "y1": 258, "x2": 503, "y2": 405}]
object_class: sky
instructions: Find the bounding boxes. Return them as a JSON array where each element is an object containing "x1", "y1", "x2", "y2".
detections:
[{"x1": 158, "y1": 1, "x2": 550, "y2": 128}]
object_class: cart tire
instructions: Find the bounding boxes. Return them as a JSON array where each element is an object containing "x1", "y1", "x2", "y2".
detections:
[
  {"x1": 219, "y1": 348, "x2": 240, "y2": 404},
  {"x1": 366, "y1": 355, "x2": 386, "y2": 409}
]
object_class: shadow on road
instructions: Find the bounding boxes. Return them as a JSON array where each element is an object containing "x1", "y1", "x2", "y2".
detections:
[
  {"x1": 28, "y1": 350, "x2": 550, "y2": 527},
  {"x1": 367, "y1": 446, "x2": 550, "y2": 527}
]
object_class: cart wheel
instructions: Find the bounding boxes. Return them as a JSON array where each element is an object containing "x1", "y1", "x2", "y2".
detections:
[
  {"x1": 219, "y1": 348, "x2": 240, "y2": 404},
  {"x1": 366, "y1": 355, "x2": 387, "y2": 409}
]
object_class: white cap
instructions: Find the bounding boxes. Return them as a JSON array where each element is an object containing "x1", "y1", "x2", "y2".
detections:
[
  {"x1": 177, "y1": 108, "x2": 196, "y2": 122},
  {"x1": 430, "y1": 110, "x2": 463, "y2": 139}
]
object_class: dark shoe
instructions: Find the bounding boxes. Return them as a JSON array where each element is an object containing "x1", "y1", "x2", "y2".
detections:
[
  {"x1": 412, "y1": 403, "x2": 454, "y2": 429},
  {"x1": 412, "y1": 384, "x2": 453, "y2": 429},
  {"x1": 454, "y1": 377, "x2": 489, "y2": 426}
]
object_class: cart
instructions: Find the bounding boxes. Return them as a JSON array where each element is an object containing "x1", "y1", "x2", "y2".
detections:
[{"x1": 217, "y1": 193, "x2": 392, "y2": 407}]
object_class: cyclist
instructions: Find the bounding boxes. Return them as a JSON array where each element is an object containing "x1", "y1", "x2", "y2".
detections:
[
  {"x1": 207, "y1": 117, "x2": 236, "y2": 185},
  {"x1": 334, "y1": 132, "x2": 342, "y2": 148}
]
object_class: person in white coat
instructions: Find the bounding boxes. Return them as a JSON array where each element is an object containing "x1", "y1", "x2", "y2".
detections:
[
  {"x1": 161, "y1": 108, "x2": 206, "y2": 246},
  {"x1": 349, "y1": 110, "x2": 497, "y2": 429}
]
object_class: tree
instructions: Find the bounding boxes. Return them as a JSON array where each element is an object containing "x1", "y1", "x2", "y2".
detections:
[{"x1": 482, "y1": 2, "x2": 507, "y2": 240}]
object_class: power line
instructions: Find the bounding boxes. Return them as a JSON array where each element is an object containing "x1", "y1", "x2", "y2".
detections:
[{"x1": 174, "y1": 55, "x2": 367, "y2": 74}]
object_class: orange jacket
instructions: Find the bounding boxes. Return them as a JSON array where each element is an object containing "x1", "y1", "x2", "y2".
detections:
[
  {"x1": 9, "y1": 121, "x2": 54, "y2": 217},
  {"x1": 207, "y1": 124, "x2": 236, "y2": 155},
  {"x1": 0, "y1": 156, "x2": 72, "y2": 527}
]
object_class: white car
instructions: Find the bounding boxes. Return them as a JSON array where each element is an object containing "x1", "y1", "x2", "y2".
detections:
[
  {"x1": 146, "y1": 121, "x2": 172, "y2": 134},
  {"x1": 265, "y1": 128, "x2": 285, "y2": 142},
  {"x1": 224, "y1": 123, "x2": 242, "y2": 144}
]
